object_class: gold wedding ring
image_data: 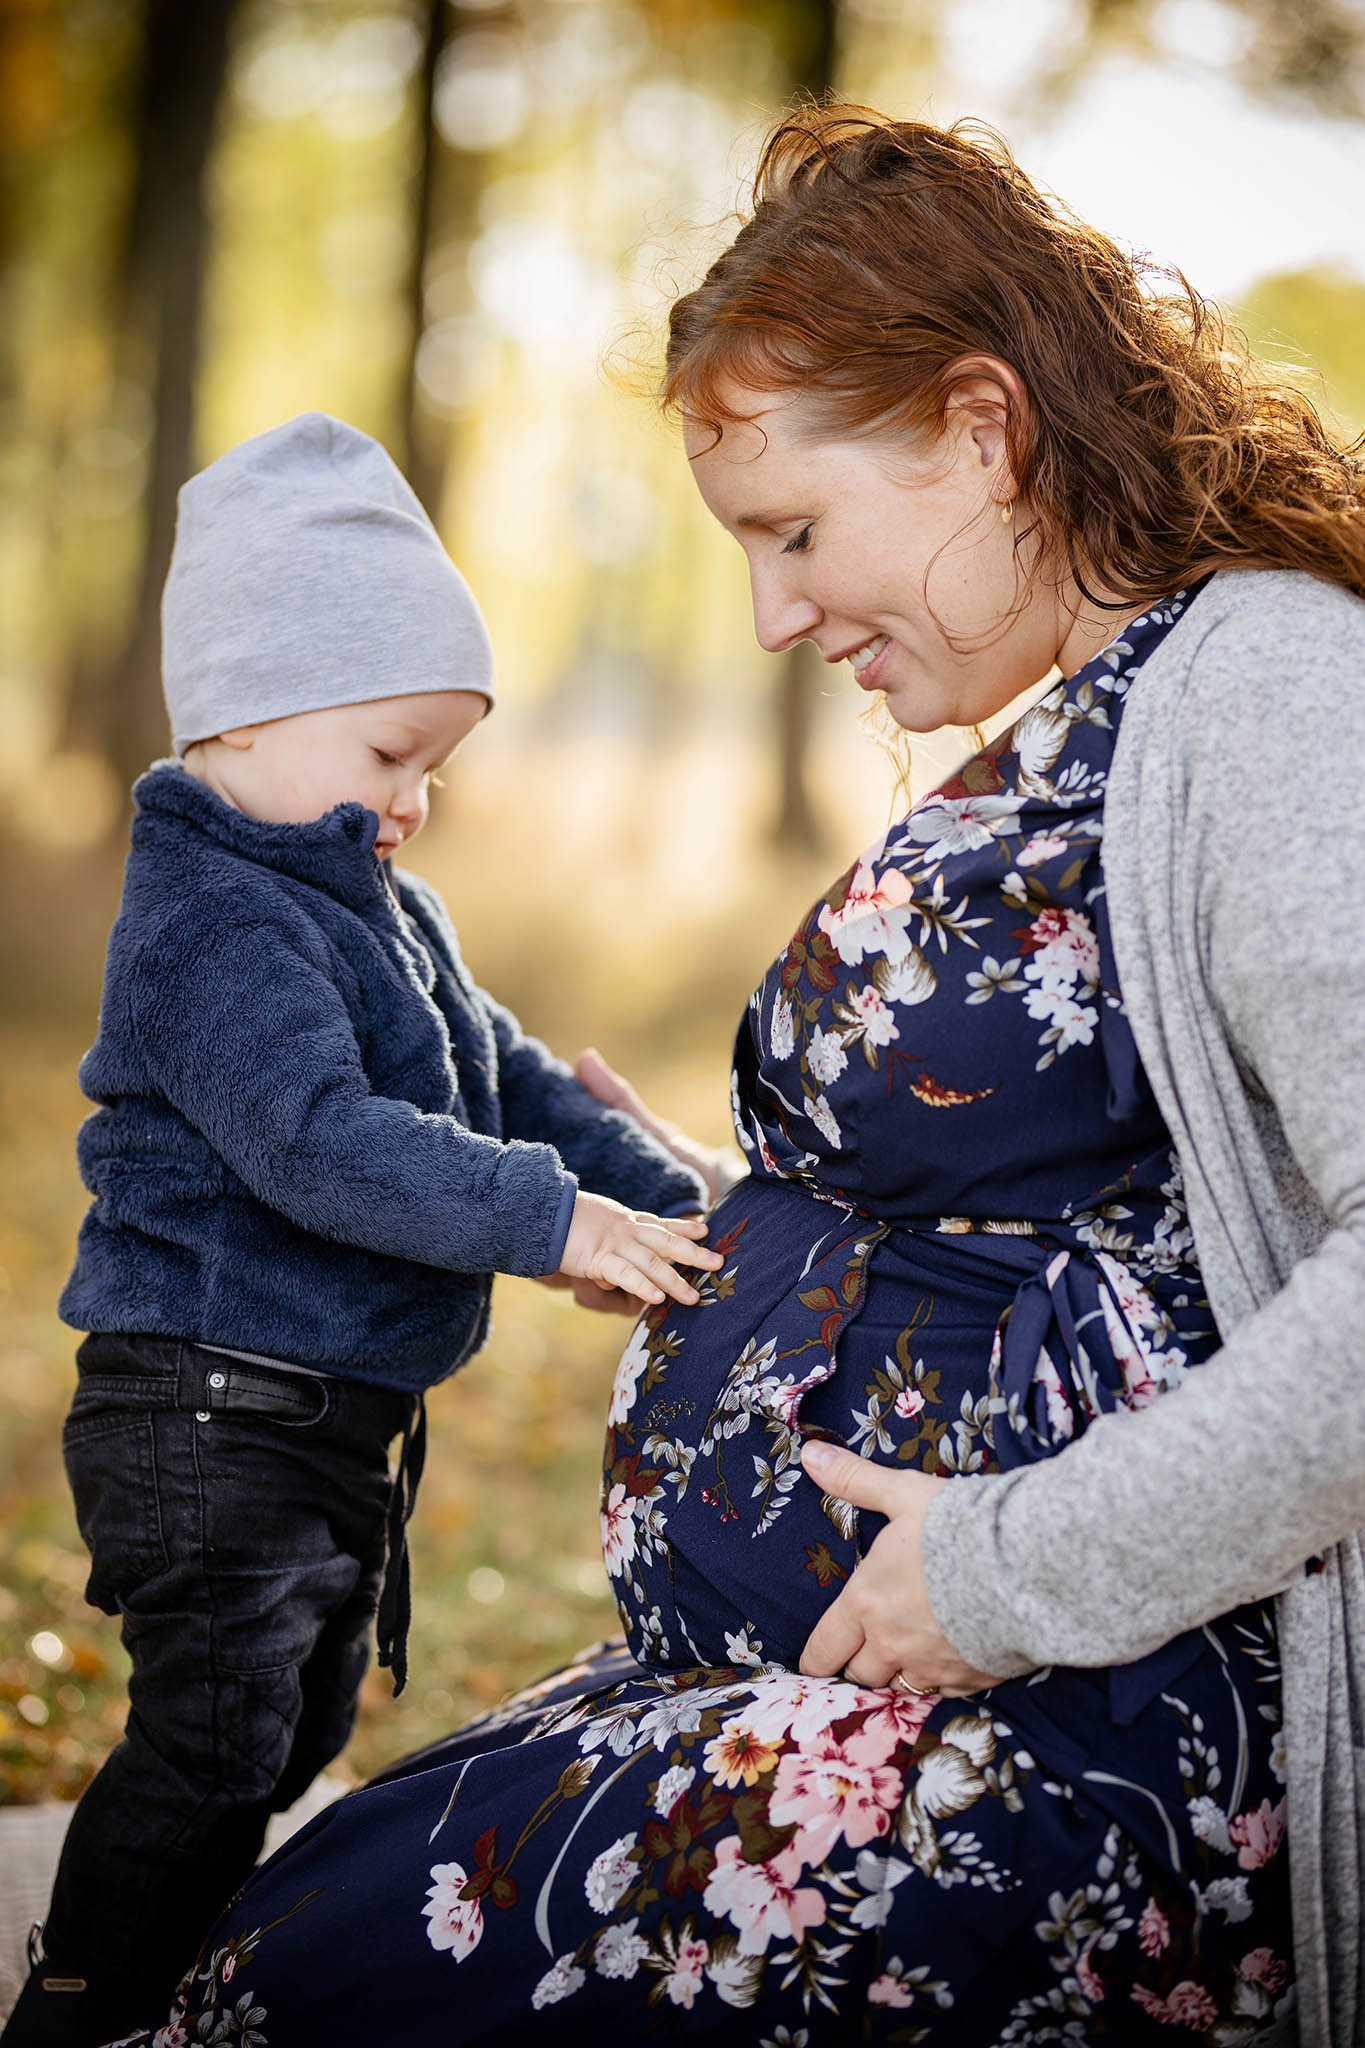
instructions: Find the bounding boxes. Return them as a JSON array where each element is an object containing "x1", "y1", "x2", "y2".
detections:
[{"x1": 891, "y1": 1673, "x2": 940, "y2": 1698}]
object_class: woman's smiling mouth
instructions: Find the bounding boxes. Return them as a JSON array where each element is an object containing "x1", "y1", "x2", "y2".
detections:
[{"x1": 845, "y1": 633, "x2": 891, "y2": 689}]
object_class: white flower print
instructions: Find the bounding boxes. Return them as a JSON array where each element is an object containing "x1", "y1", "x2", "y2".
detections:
[
  {"x1": 770, "y1": 991, "x2": 796, "y2": 1061},
  {"x1": 847, "y1": 983, "x2": 900, "y2": 1046},
  {"x1": 423, "y1": 1862, "x2": 484, "y2": 1961},
  {"x1": 723, "y1": 1624, "x2": 765, "y2": 1668},
  {"x1": 653, "y1": 1763, "x2": 696, "y2": 1815},
  {"x1": 585, "y1": 1832, "x2": 638, "y2": 1913},
  {"x1": 1023, "y1": 985, "x2": 1097, "y2": 1050},
  {"x1": 817, "y1": 860, "x2": 917, "y2": 966},
  {"x1": 601, "y1": 1482, "x2": 638, "y2": 1578},
  {"x1": 1196, "y1": 1876, "x2": 1254, "y2": 1923},
  {"x1": 902, "y1": 792, "x2": 1023, "y2": 862},
  {"x1": 577, "y1": 1701, "x2": 644, "y2": 1758},
  {"x1": 964, "y1": 955, "x2": 1023, "y2": 1004},
  {"x1": 531, "y1": 1953, "x2": 586, "y2": 2008},
  {"x1": 607, "y1": 1322, "x2": 651, "y2": 1428},
  {"x1": 1187, "y1": 1795, "x2": 1231, "y2": 1854},
  {"x1": 633, "y1": 1692, "x2": 707, "y2": 1750},
  {"x1": 806, "y1": 1024, "x2": 847, "y2": 1087},
  {"x1": 595, "y1": 1920, "x2": 650, "y2": 1981},
  {"x1": 807, "y1": 1092, "x2": 842, "y2": 1149}
]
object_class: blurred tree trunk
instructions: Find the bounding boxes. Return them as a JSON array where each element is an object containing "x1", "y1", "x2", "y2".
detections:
[
  {"x1": 772, "y1": 0, "x2": 838, "y2": 852},
  {"x1": 63, "y1": 0, "x2": 238, "y2": 791},
  {"x1": 397, "y1": 0, "x2": 451, "y2": 517}
]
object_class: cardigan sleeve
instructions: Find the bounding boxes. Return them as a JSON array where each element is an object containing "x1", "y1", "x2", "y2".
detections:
[
  {"x1": 135, "y1": 896, "x2": 574, "y2": 1280},
  {"x1": 920, "y1": 593, "x2": 1365, "y2": 1677}
]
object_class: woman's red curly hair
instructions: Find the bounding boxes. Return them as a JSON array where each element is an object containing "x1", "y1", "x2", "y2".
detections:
[{"x1": 663, "y1": 104, "x2": 1365, "y2": 607}]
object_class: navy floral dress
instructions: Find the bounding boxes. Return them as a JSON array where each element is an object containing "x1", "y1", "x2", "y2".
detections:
[{"x1": 134, "y1": 588, "x2": 1295, "y2": 2047}]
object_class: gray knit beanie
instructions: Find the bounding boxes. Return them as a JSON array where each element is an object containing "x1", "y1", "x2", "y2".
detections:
[{"x1": 161, "y1": 412, "x2": 494, "y2": 754}]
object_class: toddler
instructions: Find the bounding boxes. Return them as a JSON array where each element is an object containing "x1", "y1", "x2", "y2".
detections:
[{"x1": 4, "y1": 414, "x2": 718, "y2": 2048}]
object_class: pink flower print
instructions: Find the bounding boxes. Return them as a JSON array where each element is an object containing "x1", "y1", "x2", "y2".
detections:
[
  {"x1": 600, "y1": 1483, "x2": 637, "y2": 1578},
  {"x1": 1131, "y1": 1981, "x2": 1218, "y2": 2029},
  {"x1": 423, "y1": 1862, "x2": 485, "y2": 1962},
  {"x1": 1025, "y1": 905, "x2": 1099, "y2": 984},
  {"x1": 852, "y1": 1689, "x2": 938, "y2": 1762},
  {"x1": 848, "y1": 983, "x2": 899, "y2": 1047},
  {"x1": 663, "y1": 1934, "x2": 709, "y2": 2008},
  {"x1": 1227, "y1": 1796, "x2": 1287, "y2": 1870},
  {"x1": 220, "y1": 1955, "x2": 236, "y2": 1984},
  {"x1": 1016, "y1": 833, "x2": 1069, "y2": 869},
  {"x1": 868, "y1": 1970, "x2": 915, "y2": 2008},
  {"x1": 769, "y1": 1732, "x2": 901, "y2": 1863},
  {"x1": 1239, "y1": 1949, "x2": 1287, "y2": 1993},
  {"x1": 817, "y1": 860, "x2": 916, "y2": 967},
  {"x1": 893, "y1": 1386, "x2": 925, "y2": 1420},
  {"x1": 742, "y1": 1673, "x2": 875, "y2": 1745},
  {"x1": 702, "y1": 1837, "x2": 827, "y2": 1956},
  {"x1": 153, "y1": 2028, "x2": 190, "y2": 2048},
  {"x1": 1137, "y1": 1898, "x2": 1170, "y2": 1957},
  {"x1": 1075, "y1": 1948, "x2": 1105, "y2": 2004}
]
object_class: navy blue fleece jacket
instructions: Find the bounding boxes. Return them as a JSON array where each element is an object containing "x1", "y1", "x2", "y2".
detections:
[{"x1": 60, "y1": 764, "x2": 705, "y2": 1390}]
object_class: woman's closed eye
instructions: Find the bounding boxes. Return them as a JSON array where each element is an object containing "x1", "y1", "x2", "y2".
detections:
[
  {"x1": 782, "y1": 525, "x2": 814, "y2": 555},
  {"x1": 372, "y1": 748, "x2": 403, "y2": 766}
]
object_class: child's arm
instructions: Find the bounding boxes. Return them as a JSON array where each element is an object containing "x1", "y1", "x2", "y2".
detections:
[{"x1": 135, "y1": 903, "x2": 590, "y2": 1281}]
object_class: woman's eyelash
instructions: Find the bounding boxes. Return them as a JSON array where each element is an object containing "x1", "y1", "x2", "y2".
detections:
[
  {"x1": 373, "y1": 749, "x2": 402, "y2": 766},
  {"x1": 782, "y1": 525, "x2": 813, "y2": 555}
]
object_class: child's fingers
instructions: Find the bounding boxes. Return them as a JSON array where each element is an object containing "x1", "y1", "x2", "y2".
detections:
[
  {"x1": 604, "y1": 1249, "x2": 700, "y2": 1307},
  {"x1": 663, "y1": 1213, "x2": 711, "y2": 1239},
  {"x1": 636, "y1": 1222, "x2": 723, "y2": 1269}
]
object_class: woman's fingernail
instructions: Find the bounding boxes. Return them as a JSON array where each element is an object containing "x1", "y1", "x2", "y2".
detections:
[{"x1": 803, "y1": 1440, "x2": 835, "y2": 1474}]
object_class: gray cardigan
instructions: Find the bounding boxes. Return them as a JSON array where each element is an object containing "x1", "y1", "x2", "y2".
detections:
[{"x1": 921, "y1": 568, "x2": 1365, "y2": 2047}]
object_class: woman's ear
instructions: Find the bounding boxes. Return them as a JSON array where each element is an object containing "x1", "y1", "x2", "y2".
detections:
[{"x1": 943, "y1": 356, "x2": 1027, "y2": 493}]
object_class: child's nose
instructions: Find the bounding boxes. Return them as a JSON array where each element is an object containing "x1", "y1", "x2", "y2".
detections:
[{"x1": 391, "y1": 783, "x2": 427, "y2": 826}]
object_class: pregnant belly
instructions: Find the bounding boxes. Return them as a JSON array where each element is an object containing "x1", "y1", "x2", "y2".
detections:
[{"x1": 600, "y1": 1176, "x2": 1042, "y2": 1674}]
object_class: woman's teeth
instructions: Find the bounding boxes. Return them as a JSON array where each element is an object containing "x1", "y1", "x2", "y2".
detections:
[{"x1": 848, "y1": 635, "x2": 888, "y2": 672}]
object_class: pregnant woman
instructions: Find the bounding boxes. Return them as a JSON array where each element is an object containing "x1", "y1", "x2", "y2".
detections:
[{"x1": 131, "y1": 108, "x2": 1364, "y2": 2045}]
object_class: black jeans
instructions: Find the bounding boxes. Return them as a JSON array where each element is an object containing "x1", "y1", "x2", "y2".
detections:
[{"x1": 15, "y1": 1333, "x2": 416, "y2": 2045}]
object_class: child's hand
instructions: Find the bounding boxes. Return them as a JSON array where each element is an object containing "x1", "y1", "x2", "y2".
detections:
[{"x1": 558, "y1": 1192, "x2": 723, "y2": 1308}]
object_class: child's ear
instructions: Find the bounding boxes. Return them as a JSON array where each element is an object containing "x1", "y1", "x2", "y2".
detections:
[{"x1": 217, "y1": 726, "x2": 257, "y2": 752}]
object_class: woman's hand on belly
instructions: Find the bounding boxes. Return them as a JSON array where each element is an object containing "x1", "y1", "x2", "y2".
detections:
[{"x1": 798, "y1": 1443, "x2": 1004, "y2": 1697}]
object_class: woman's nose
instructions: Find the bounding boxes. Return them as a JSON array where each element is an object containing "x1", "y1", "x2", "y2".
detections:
[{"x1": 750, "y1": 569, "x2": 823, "y2": 655}]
